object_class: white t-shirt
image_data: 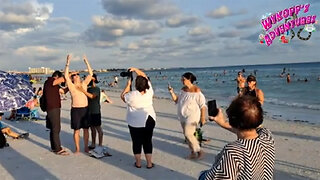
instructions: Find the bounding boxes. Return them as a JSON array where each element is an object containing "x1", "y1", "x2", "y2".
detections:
[
  {"x1": 124, "y1": 82, "x2": 156, "y2": 127},
  {"x1": 177, "y1": 90, "x2": 206, "y2": 124}
]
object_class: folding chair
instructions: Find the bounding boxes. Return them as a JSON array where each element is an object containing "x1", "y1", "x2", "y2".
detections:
[{"x1": 15, "y1": 107, "x2": 31, "y2": 120}]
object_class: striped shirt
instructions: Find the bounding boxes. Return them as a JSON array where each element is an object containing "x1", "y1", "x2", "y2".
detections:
[{"x1": 199, "y1": 128, "x2": 275, "y2": 180}]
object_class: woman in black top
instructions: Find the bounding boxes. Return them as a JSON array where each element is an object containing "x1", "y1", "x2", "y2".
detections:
[{"x1": 243, "y1": 75, "x2": 264, "y2": 105}]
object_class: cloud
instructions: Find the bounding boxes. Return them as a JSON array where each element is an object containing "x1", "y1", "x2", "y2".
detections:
[
  {"x1": 84, "y1": 15, "x2": 162, "y2": 47},
  {"x1": 101, "y1": 0, "x2": 180, "y2": 19},
  {"x1": 234, "y1": 18, "x2": 258, "y2": 29},
  {"x1": 0, "y1": 0, "x2": 53, "y2": 32},
  {"x1": 14, "y1": 46, "x2": 60, "y2": 61},
  {"x1": 207, "y1": 5, "x2": 247, "y2": 19},
  {"x1": 187, "y1": 26, "x2": 214, "y2": 43},
  {"x1": 218, "y1": 30, "x2": 242, "y2": 38},
  {"x1": 188, "y1": 26, "x2": 212, "y2": 36},
  {"x1": 240, "y1": 31, "x2": 260, "y2": 42},
  {"x1": 166, "y1": 14, "x2": 198, "y2": 28}
]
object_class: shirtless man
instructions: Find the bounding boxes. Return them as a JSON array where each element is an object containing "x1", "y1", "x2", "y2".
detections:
[
  {"x1": 236, "y1": 71, "x2": 246, "y2": 95},
  {"x1": 64, "y1": 54, "x2": 93, "y2": 154}
]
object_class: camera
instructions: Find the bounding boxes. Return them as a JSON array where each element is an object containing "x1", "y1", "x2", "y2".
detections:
[
  {"x1": 120, "y1": 70, "x2": 133, "y2": 81},
  {"x1": 120, "y1": 71, "x2": 132, "y2": 78}
]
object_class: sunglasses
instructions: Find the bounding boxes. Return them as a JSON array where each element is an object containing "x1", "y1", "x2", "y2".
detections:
[{"x1": 71, "y1": 73, "x2": 80, "y2": 77}]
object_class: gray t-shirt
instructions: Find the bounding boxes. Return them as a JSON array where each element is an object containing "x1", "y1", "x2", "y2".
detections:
[{"x1": 87, "y1": 86, "x2": 101, "y2": 114}]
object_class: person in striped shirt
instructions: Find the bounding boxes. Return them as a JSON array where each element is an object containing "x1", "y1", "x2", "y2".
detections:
[{"x1": 199, "y1": 96, "x2": 275, "y2": 180}]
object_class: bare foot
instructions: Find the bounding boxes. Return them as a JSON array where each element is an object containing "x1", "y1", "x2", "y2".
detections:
[
  {"x1": 197, "y1": 150, "x2": 204, "y2": 160},
  {"x1": 74, "y1": 151, "x2": 80, "y2": 155}
]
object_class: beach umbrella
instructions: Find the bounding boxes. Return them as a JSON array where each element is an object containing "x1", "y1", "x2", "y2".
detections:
[{"x1": 0, "y1": 70, "x2": 34, "y2": 112}]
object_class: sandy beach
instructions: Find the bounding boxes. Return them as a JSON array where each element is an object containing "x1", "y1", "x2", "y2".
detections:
[{"x1": 0, "y1": 90, "x2": 320, "y2": 180}]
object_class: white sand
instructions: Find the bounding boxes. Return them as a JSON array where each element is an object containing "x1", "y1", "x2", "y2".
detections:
[{"x1": 0, "y1": 90, "x2": 319, "y2": 180}]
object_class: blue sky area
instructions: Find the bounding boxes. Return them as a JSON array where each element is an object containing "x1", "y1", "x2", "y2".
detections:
[{"x1": 0, "y1": 0, "x2": 319, "y2": 71}]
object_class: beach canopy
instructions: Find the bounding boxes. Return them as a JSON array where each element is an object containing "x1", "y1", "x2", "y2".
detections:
[{"x1": 0, "y1": 71, "x2": 34, "y2": 112}]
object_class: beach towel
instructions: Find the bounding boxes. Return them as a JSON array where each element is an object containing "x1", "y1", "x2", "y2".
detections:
[{"x1": 89, "y1": 146, "x2": 111, "y2": 158}]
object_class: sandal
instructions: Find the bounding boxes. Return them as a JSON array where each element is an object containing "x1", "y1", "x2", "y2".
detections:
[
  {"x1": 134, "y1": 162, "x2": 141, "y2": 168},
  {"x1": 55, "y1": 149, "x2": 69, "y2": 156},
  {"x1": 146, "y1": 163, "x2": 155, "y2": 169}
]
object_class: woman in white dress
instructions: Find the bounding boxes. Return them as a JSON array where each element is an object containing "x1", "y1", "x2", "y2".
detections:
[{"x1": 168, "y1": 72, "x2": 206, "y2": 159}]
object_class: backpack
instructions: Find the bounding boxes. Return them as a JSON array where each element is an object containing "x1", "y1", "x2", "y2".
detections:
[
  {"x1": 0, "y1": 131, "x2": 7, "y2": 149},
  {"x1": 40, "y1": 84, "x2": 47, "y2": 112}
]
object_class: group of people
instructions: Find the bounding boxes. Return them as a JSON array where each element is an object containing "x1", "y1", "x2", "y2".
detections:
[
  {"x1": 17, "y1": 54, "x2": 274, "y2": 178},
  {"x1": 118, "y1": 66, "x2": 274, "y2": 179},
  {"x1": 43, "y1": 55, "x2": 113, "y2": 156}
]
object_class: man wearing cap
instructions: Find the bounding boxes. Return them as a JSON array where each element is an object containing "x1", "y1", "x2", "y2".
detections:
[{"x1": 78, "y1": 74, "x2": 105, "y2": 150}]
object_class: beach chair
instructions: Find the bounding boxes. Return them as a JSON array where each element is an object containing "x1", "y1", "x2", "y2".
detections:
[{"x1": 15, "y1": 107, "x2": 31, "y2": 120}]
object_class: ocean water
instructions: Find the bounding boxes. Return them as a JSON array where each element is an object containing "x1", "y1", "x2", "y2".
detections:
[{"x1": 96, "y1": 62, "x2": 320, "y2": 125}]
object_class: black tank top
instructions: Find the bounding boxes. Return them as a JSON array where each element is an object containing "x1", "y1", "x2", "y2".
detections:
[{"x1": 244, "y1": 87, "x2": 257, "y2": 97}]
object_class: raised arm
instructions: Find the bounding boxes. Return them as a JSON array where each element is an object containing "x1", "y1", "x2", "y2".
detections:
[
  {"x1": 209, "y1": 109, "x2": 237, "y2": 134},
  {"x1": 129, "y1": 67, "x2": 147, "y2": 78},
  {"x1": 53, "y1": 77, "x2": 65, "y2": 86},
  {"x1": 64, "y1": 55, "x2": 72, "y2": 84},
  {"x1": 168, "y1": 86, "x2": 178, "y2": 103},
  {"x1": 120, "y1": 79, "x2": 132, "y2": 103},
  {"x1": 83, "y1": 55, "x2": 93, "y2": 85}
]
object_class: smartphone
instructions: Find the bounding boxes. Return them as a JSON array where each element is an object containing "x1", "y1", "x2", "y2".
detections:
[
  {"x1": 208, "y1": 100, "x2": 219, "y2": 117},
  {"x1": 167, "y1": 81, "x2": 172, "y2": 90}
]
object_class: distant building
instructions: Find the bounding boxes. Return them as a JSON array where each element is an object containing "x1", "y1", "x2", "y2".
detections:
[{"x1": 28, "y1": 67, "x2": 54, "y2": 74}]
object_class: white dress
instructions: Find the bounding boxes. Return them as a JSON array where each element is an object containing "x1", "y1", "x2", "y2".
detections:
[{"x1": 177, "y1": 90, "x2": 206, "y2": 124}]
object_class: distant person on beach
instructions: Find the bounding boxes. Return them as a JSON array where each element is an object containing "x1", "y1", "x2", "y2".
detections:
[
  {"x1": 5, "y1": 109, "x2": 16, "y2": 120},
  {"x1": 114, "y1": 76, "x2": 118, "y2": 86},
  {"x1": 168, "y1": 72, "x2": 206, "y2": 160},
  {"x1": 26, "y1": 95, "x2": 40, "y2": 119},
  {"x1": 77, "y1": 74, "x2": 111, "y2": 156},
  {"x1": 36, "y1": 87, "x2": 43, "y2": 97},
  {"x1": 100, "y1": 90, "x2": 113, "y2": 104},
  {"x1": 236, "y1": 71, "x2": 246, "y2": 95},
  {"x1": 43, "y1": 70, "x2": 69, "y2": 156},
  {"x1": 242, "y1": 75, "x2": 264, "y2": 105},
  {"x1": 65, "y1": 54, "x2": 93, "y2": 154},
  {"x1": 121, "y1": 67, "x2": 156, "y2": 169},
  {"x1": 199, "y1": 96, "x2": 275, "y2": 179},
  {"x1": 286, "y1": 73, "x2": 291, "y2": 83},
  {"x1": 1, "y1": 113, "x2": 29, "y2": 139}
]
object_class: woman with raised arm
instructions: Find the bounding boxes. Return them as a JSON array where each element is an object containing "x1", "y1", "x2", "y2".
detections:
[
  {"x1": 64, "y1": 54, "x2": 93, "y2": 154},
  {"x1": 121, "y1": 67, "x2": 156, "y2": 169},
  {"x1": 168, "y1": 72, "x2": 206, "y2": 160},
  {"x1": 199, "y1": 96, "x2": 275, "y2": 179}
]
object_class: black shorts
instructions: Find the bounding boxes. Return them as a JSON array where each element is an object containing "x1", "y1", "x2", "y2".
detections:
[
  {"x1": 89, "y1": 113, "x2": 101, "y2": 127},
  {"x1": 71, "y1": 107, "x2": 89, "y2": 130}
]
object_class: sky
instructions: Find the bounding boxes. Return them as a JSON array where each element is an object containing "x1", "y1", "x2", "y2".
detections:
[{"x1": 0, "y1": 0, "x2": 319, "y2": 71}]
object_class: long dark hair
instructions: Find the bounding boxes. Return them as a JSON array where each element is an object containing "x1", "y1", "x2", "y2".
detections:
[
  {"x1": 135, "y1": 76, "x2": 150, "y2": 92},
  {"x1": 182, "y1": 72, "x2": 197, "y2": 83}
]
